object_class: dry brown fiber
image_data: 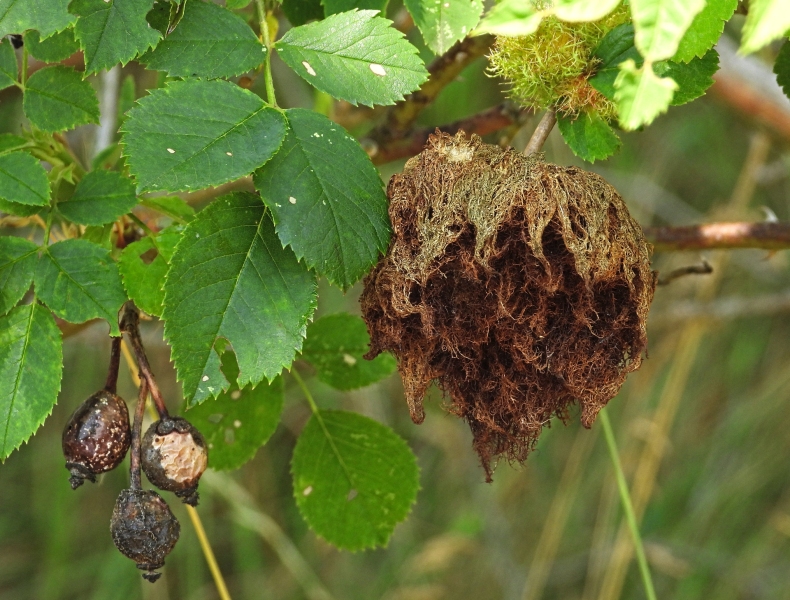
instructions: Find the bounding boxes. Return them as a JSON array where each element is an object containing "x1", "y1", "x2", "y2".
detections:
[{"x1": 361, "y1": 132, "x2": 655, "y2": 480}]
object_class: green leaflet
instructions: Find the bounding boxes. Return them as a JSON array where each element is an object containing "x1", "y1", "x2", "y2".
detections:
[
  {"x1": 0, "y1": 134, "x2": 27, "y2": 155},
  {"x1": 282, "y1": 0, "x2": 323, "y2": 25},
  {"x1": 24, "y1": 27, "x2": 80, "y2": 62},
  {"x1": 630, "y1": 0, "x2": 705, "y2": 61},
  {"x1": 557, "y1": 110, "x2": 621, "y2": 163},
  {"x1": 71, "y1": 0, "x2": 162, "y2": 74},
  {"x1": 405, "y1": 0, "x2": 483, "y2": 54},
  {"x1": 187, "y1": 353, "x2": 283, "y2": 471},
  {"x1": 34, "y1": 239, "x2": 127, "y2": 335},
  {"x1": 275, "y1": 9, "x2": 428, "y2": 107},
  {"x1": 0, "y1": 38, "x2": 17, "y2": 90},
  {"x1": 673, "y1": 0, "x2": 737, "y2": 63},
  {"x1": 0, "y1": 0, "x2": 75, "y2": 38},
  {"x1": 140, "y1": 0, "x2": 266, "y2": 79},
  {"x1": 553, "y1": 0, "x2": 621, "y2": 22},
  {"x1": 474, "y1": 0, "x2": 542, "y2": 36},
  {"x1": 615, "y1": 60, "x2": 677, "y2": 130},
  {"x1": 0, "y1": 152, "x2": 50, "y2": 206},
  {"x1": 740, "y1": 0, "x2": 790, "y2": 54},
  {"x1": 323, "y1": 0, "x2": 388, "y2": 15},
  {"x1": 139, "y1": 196, "x2": 195, "y2": 223},
  {"x1": 0, "y1": 303, "x2": 63, "y2": 460},
  {"x1": 291, "y1": 409, "x2": 420, "y2": 551},
  {"x1": 23, "y1": 66, "x2": 100, "y2": 133},
  {"x1": 0, "y1": 237, "x2": 38, "y2": 315},
  {"x1": 57, "y1": 169, "x2": 138, "y2": 225},
  {"x1": 118, "y1": 225, "x2": 181, "y2": 317},
  {"x1": 121, "y1": 79, "x2": 287, "y2": 193},
  {"x1": 774, "y1": 41, "x2": 790, "y2": 100},
  {"x1": 254, "y1": 108, "x2": 390, "y2": 291},
  {"x1": 162, "y1": 192, "x2": 317, "y2": 405},
  {"x1": 301, "y1": 313, "x2": 396, "y2": 390},
  {"x1": 655, "y1": 48, "x2": 719, "y2": 106}
]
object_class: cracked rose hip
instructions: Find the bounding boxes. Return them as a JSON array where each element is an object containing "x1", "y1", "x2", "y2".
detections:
[{"x1": 141, "y1": 416, "x2": 208, "y2": 506}]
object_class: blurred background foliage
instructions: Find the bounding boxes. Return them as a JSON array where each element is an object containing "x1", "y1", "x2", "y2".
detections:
[{"x1": 3, "y1": 4, "x2": 790, "y2": 600}]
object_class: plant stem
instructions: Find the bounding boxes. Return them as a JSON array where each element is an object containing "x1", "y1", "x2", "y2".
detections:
[
  {"x1": 598, "y1": 409, "x2": 657, "y2": 600},
  {"x1": 255, "y1": 0, "x2": 277, "y2": 107},
  {"x1": 104, "y1": 335, "x2": 122, "y2": 393},
  {"x1": 524, "y1": 108, "x2": 557, "y2": 156},
  {"x1": 121, "y1": 304, "x2": 170, "y2": 419},
  {"x1": 185, "y1": 505, "x2": 233, "y2": 600},
  {"x1": 130, "y1": 378, "x2": 148, "y2": 490},
  {"x1": 20, "y1": 45, "x2": 27, "y2": 88}
]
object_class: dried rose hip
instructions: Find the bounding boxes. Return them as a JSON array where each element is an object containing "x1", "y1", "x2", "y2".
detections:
[
  {"x1": 111, "y1": 488, "x2": 180, "y2": 582},
  {"x1": 141, "y1": 417, "x2": 208, "y2": 506},
  {"x1": 62, "y1": 390, "x2": 131, "y2": 489}
]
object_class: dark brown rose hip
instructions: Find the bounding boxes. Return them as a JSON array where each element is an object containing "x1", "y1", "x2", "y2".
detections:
[
  {"x1": 141, "y1": 417, "x2": 208, "y2": 506},
  {"x1": 62, "y1": 390, "x2": 131, "y2": 489},
  {"x1": 111, "y1": 488, "x2": 180, "y2": 582}
]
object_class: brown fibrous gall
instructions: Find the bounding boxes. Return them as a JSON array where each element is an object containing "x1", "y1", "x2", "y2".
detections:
[{"x1": 361, "y1": 132, "x2": 656, "y2": 480}]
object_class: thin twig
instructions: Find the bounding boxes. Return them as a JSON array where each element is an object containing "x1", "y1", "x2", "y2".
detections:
[
  {"x1": 130, "y1": 378, "x2": 148, "y2": 490},
  {"x1": 656, "y1": 261, "x2": 713, "y2": 286},
  {"x1": 255, "y1": 0, "x2": 277, "y2": 107},
  {"x1": 646, "y1": 221, "x2": 790, "y2": 251},
  {"x1": 121, "y1": 304, "x2": 170, "y2": 419},
  {"x1": 368, "y1": 102, "x2": 528, "y2": 164},
  {"x1": 599, "y1": 409, "x2": 657, "y2": 600},
  {"x1": 371, "y1": 34, "x2": 494, "y2": 141},
  {"x1": 104, "y1": 335, "x2": 122, "y2": 393},
  {"x1": 185, "y1": 506, "x2": 233, "y2": 600},
  {"x1": 524, "y1": 109, "x2": 557, "y2": 156}
]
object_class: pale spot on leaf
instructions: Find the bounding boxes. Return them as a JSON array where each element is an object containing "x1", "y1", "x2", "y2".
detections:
[
  {"x1": 369, "y1": 63, "x2": 387, "y2": 76},
  {"x1": 347, "y1": 489, "x2": 358, "y2": 501},
  {"x1": 233, "y1": 420, "x2": 242, "y2": 428},
  {"x1": 226, "y1": 152, "x2": 233, "y2": 156},
  {"x1": 230, "y1": 390, "x2": 241, "y2": 400},
  {"x1": 343, "y1": 353, "x2": 357, "y2": 366},
  {"x1": 303, "y1": 485, "x2": 313, "y2": 496},
  {"x1": 167, "y1": 148, "x2": 175, "y2": 154},
  {"x1": 202, "y1": 375, "x2": 209, "y2": 381},
  {"x1": 289, "y1": 196, "x2": 297, "y2": 204},
  {"x1": 302, "y1": 61, "x2": 316, "y2": 76}
]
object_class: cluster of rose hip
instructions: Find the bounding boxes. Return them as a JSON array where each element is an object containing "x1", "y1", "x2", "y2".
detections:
[{"x1": 61, "y1": 304, "x2": 208, "y2": 583}]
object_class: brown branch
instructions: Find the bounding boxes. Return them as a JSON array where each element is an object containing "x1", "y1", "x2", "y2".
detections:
[
  {"x1": 130, "y1": 377, "x2": 148, "y2": 490},
  {"x1": 371, "y1": 34, "x2": 495, "y2": 142},
  {"x1": 645, "y1": 222, "x2": 790, "y2": 251},
  {"x1": 104, "y1": 335, "x2": 122, "y2": 393},
  {"x1": 656, "y1": 261, "x2": 713, "y2": 286},
  {"x1": 369, "y1": 102, "x2": 528, "y2": 164},
  {"x1": 524, "y1": 109, "x2": 557, "y2": 155}
]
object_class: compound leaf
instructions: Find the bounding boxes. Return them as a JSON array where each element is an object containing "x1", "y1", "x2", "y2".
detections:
[
  {"x1": 275, "y1": 9, "x2": 428, "y2": 106},
  {"x1": 740, "y1": 0, "x2": 790, "y2": 55},
  {"x1": 34, "y1": 239, "x2": 127, "y2": 335},
  {"x1": 23, "y1": 66, "x2": 100, "y2": 133},
  {"x1": 141, "y1": 0, "x2": 266, "y2": 79},
  {"x1": 673, "y1": 0, "x2": 737, "y2": 62},
  {"x1": 0, "y1": 237, "x2": 38, "y2": 315},
  {"x1": 118, "y1": 225, "x2": 181, "y2": 317},
  {"x1": 292, "y1": 409, "x2": 419, "y2": 551},
  {"x1": 187, "y1": 353, "x2": 283, "y2": 471},
  {"x1": 254, "y1": 109, "x2": 389, "y2": 290},
  {"x1": 615, "y1": 59, "x2": 677, "y2": 130},
  {"x1": 775, "y1": 40, "x2": 790, "y2": 100},
  {"x1": 557, "y1": 110, "x2": 621, "y2": 163},
  {"x1": 0, "y1": 152, "x2": 50, "y2": 206},
  {"x1": 630, "y1": 0, "x2": 705, "y2": 61},
  {"x1": 404, "y1": 0, "x2": 483, "y2": 54},
  {"x1": 301, "y1": 313, "x2": 396, "y2": 390},
  {"x1": 163, "y1": 192, "x2": 317, "y2": 406},
  {"x1": 0, "y1": 0, "x2": 75, "y2": 39},
  {"x1": 71, "y1": 0, "x2": 162, "y2": 74},
  {"x1": 0, "y1": 303, "x2": 63, "y2": 460},
  {"x1": 57, "y1": 169, "x2": 138, "y2": 225},
  {"x1": 0, "y1": 38, "x2": 17, "y2": 90},
  {"x1": 122, "y1": 79, "x2": 287, "y2": 193}
]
